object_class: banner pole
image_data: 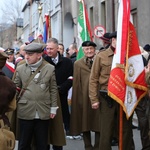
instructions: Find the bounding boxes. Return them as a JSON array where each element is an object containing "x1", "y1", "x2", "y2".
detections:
[{"x1": 119, "y1": 105, "x2": 123, "y2": 150}]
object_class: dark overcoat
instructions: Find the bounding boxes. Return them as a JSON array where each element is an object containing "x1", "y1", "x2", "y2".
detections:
[
  {"x1": 0, "y1": 71, "x2": 16, "y2": 125},
  {"x1": 70, "y1": 57, "x2": 100, "y2": 135}
]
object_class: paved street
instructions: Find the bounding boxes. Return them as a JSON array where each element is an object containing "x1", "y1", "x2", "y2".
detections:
[
  {"x1": 15, "y1": 128, "x2": 142, "y2": 150},
  {"x1": 62, "y1": 129, "x2": 142, "y2": 150}
]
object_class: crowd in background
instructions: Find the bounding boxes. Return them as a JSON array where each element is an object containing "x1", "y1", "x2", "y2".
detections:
[{"x1": 0, "y1": 33, "x2": 150, "y2": 150}]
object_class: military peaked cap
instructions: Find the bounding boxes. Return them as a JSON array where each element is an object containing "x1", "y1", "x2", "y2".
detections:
[{"x1": 4, "y1": 48, "x2": 14, "y2": 55}]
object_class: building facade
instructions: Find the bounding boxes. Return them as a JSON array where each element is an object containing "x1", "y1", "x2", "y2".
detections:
[{"x1": 21, "y1": 0, "x2": 150, "y2": 49}]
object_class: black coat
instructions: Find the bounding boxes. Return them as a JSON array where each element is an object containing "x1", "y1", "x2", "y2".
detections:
[
  {"x1": 0, "y1": 71, "x2": 16, "y2": 126},
  {"x1": 44, "y1": 53, "x2": 73, "y2": 95},
  {"x1": 0, "y1": 71, "x2": 16, "y2": 115},
  {"x1": 70, "y1": 52, "x2": 76, "y2": 64}
]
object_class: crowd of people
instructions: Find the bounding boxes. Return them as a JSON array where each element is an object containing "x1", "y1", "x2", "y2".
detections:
[{"x1": 0, "y1": 32, "x2": 150, "y2": 150}]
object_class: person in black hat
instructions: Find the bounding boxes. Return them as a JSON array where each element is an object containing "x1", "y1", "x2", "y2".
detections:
[
  {"x1": 13, "y1": 42, "x2": 58, "y2": 150},
  {"x1": 89, "y1": 31, "x2": 134, "y2": 150},
  {"x1": 4, "y1": 48, "x2": 15, "y2": 55},
  {"x1": 70, "y1": 40, "x2": 100, "y2": 150},
  {"x1": 143, "y1": 44, "x2": 150, "y2": 52},
  {"x1": 82, "y1": 41, "x2": 97, "y2": 47},
  {"x1": 109, "y1": 31, "x2": 117, "y2": 39},
  {"x1": 99, "y1": 32, "x2": 111, "y2": 50},
  {"x1": 144, "y1": 44, "x2": 150, "y2": 63},
  {"x1": 2, "y1": 48, "x2": 15, "y2": 79}
]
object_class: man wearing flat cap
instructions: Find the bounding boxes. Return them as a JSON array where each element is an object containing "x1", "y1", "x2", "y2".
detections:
[
  {"x1": 89, "y1": 31, "x2": 135, "y2": 150},
  {"x1": 70, "y1": 41, "x2": 100, "y2": 150},
  {"x1": 13, "y1": 42, "x2": 58, "y2": 150},
  {"x1": 2, "y1": 48, "x2": 15, "y2": 79}
]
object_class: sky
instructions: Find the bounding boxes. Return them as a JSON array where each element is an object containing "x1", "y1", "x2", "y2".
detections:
[{"x1": 0, "y1": 0, "x2": 27, "y2": 23}]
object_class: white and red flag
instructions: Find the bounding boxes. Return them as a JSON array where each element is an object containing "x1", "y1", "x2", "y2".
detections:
[
  {"x1": 108, "y1": 0, "x2": 147, "y2": 119},
  {"x1": 37, "y1": 13, "x2": 44, "y2": 40}
]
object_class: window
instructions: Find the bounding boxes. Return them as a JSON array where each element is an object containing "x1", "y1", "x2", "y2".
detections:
[
  {"x1": 101, "y1": 1, "x2": 106, "y2": 27},
  {"x1": 90, "y1": 7, "x2": 94, "y2": 29},
  {"x1": 131, "y1": 9, "x2": 137, "y2": 34}
]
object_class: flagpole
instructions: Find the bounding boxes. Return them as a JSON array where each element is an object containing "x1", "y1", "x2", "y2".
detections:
[
  {"x1": 49, "y1": 15, "x2": 51, "y2": 38},
  {"x1": 119, "y1": 105, "x2": 123, "y2": 150}
]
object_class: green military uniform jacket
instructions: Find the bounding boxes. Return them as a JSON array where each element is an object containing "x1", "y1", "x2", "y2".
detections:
[{"x1": 89, "y1": 47, "x2": 113, "y2": 104}]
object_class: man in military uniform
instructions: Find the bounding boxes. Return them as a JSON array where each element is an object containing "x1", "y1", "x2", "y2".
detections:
[
  {"x1": 70, "y1": 41, "x2": 100, "y2": 150},
  {"x1": 89, "y1": 32, "x2": 134, "y2": 150},
  {"x1": 2, "y1": 48, "x2": 15, "y2": 79}
]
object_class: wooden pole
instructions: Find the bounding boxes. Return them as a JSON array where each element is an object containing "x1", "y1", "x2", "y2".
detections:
[
  {"x1": 49, "y1": 15, "x2": 51, "y2": 38},
  {"x1": 119, "y1": 105, "x2": 123, "y2": 150}
]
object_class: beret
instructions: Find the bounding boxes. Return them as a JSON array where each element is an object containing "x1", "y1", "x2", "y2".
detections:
[
  {"x1": 24, "y1": 42, "x2": 46, "y2": 53},
  {"x1": 0, "y1": 52, "x2": 8, "y2": 69},
  {"x1": 82, "y1": 41, "x2": 97, "y2": 47},
  {"x1": 4, "y1": 48, "x2": 14, "y2": 55},
  {"x1": 99, "y1": 32, "x2": 111, "y2": 43},
  {"x1": 109, "y1": 31, "x2": 117, "y2": 39}
]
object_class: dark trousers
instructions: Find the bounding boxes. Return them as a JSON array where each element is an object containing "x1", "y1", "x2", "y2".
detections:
[
  {"x1": 59, "y1": 94, "x2": 70, "y2": 133},
  {"x1": 83, "y1": 131, "x2": 100, "y2": 150},
  {"x1": 99, "y1": 97, "x2": 134, "y2": 150},
  {"x1": 18, "y1": 119, "x2": 49, "y2": 150},
  {"x1": 52, "y1": 145, "x2": 63, "y2": 150},
  {"x1": 47, "y1": 145, "x2": 63, "y2": 150},
  {"x1": 135, "y1": 97, "x2": 150, "y2": 150}
]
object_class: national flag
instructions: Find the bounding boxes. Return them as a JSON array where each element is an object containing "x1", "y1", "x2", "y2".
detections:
[
  {"x1": 108, "y1": 0, "x2": 147, "y2": 119},
  {"x1": 37, "y1": 13, "x2": 44, "y2": 40},
  {"x1": 43, "y1": 14, "x2": 49, "y2": 43},
  {"x1": 76, "y1": 0, "x2": 93, "y2": 60}
]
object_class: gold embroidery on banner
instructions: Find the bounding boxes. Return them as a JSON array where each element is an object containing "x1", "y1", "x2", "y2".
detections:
[
  {"x1": 128, "y1": 63, "x2": 135, "y2": 78},
  {"x1": 127, "y1": 90, "x2": 133, "y2": 104}
]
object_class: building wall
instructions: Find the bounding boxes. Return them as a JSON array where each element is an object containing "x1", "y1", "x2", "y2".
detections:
[
  {"x1": 61, "y1": 0, "x2": 75, "y2": 49},
  {"x1": 137, "y1": 0, "x2": 150, "y2": 46},
  {"x1": 21, "y1": 0, "x2": 150, "y2": 49}
]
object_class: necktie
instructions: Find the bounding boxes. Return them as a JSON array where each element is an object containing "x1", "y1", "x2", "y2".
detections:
[{"x1": 53, "y1": 58, "x2": 57, "y2": 64}]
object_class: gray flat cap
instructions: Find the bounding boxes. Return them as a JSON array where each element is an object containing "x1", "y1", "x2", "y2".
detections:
[{"x1": 24, "y1": 42, "x2": 46, "y2": 53}]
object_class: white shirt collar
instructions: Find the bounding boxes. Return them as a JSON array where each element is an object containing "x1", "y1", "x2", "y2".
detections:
[{"x1": 52, "y1": 54, "x2": 59, "y2": 64}]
